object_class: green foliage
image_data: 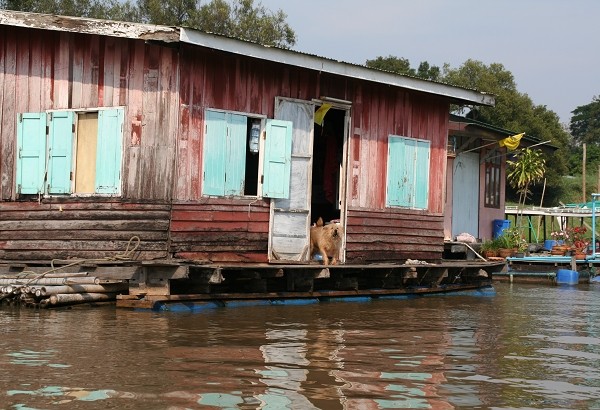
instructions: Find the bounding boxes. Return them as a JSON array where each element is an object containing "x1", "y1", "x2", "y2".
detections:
[
  {"x1": 1, "y1": 0, "x2": 138, "y2": 19},
  {"x1": 366, "y1": 55, "x2": 441, "y2": 81},
  {"x1": 138, "y1": 0, "x2": 296, "y2": 48},
  {"x1": 570, "y1": 96, "x2": 600, "y2": 146},
  {"x1": 498, "y1": 227, "x2": 527, "y2": 251}
]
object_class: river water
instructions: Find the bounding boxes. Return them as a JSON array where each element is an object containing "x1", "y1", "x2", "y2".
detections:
[{"x1": 1, "y1": 281, "x2": 600, "y2": 409}]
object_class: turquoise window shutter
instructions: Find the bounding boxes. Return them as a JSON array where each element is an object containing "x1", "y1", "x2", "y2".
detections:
[
  {"x1": 95, "y1": 108, "x2": 124, "y2": 194},
  {"x1": 202, "y1": 110, "x2": 227, "y2": 196},
  {"x1": 262, "y1": 119, "x2": 292, "y2": 198},
  {"x1": 414, "y1": 140, "x2": 430, "y2": 209},
  {"x1": 16, "y1": 113, "x2": 47, "y2": 194},
  {"x1": 224, "y1": 113, "x2": 247, "y2": 196},
  {"x1": 47, "y1": 111, "x2": 75, "y2": 194},
  {"x1": 386, "y1": 136, "x2": 430, "y2": 209}
]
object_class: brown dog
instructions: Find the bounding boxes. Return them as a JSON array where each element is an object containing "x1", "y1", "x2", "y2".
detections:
[{"x1": 310, "y1": 217, "x2": 344, "y2": 265}]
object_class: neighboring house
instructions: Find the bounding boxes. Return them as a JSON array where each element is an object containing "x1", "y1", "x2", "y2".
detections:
[
  {"x1": 0, "y1": 11, "x2": 495, "y2": 264},
  {"x1": 445, "y1": 114, "x2": 554, "y2": 241}
]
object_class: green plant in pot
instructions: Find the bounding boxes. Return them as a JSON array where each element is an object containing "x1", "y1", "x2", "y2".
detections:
[
  {"x1": 498, "y1": 227, "x2": 527, "y2": 257},
  {"x1": 480, "y1": 238, "x2": 501, "y2": 257}
]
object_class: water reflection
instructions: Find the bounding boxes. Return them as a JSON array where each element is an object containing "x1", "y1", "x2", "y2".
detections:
[{"x1": 1, "y1": 283, "x2": 600, "y2": 408}]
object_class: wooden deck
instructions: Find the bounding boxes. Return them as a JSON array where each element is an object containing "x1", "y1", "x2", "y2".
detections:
[{"x1": 0, "y1": 258, "x2": 505, "y2": 309}]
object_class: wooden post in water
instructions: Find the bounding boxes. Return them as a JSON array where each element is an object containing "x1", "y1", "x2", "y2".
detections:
[{"x1": 583, "y1": 143, "x2": 586, "y2": 202}]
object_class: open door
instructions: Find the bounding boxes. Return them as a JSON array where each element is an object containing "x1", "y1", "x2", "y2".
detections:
[{"x1": 268, "y1": 97, "x2": 315, "y2": 262}]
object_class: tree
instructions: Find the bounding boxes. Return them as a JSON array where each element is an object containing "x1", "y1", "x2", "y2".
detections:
[
  {"x1": 365, "y1": 55, "x2": 441, "y2": 81},
  {"x1": 1, "y1": 0, "x2": 139, "y2": 20},
  {"x1": 570, "y1": 96, "x2": 600, "y2": 147},
  {"x1": 507, "y1": 147, "x2": 546, "y2": 227},
  {"x1": 139, "y1": 0, "x2": 297, "y2": 48}
]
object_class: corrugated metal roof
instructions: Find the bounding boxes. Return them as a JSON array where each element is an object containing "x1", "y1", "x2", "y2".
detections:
[
  {"x1": 0, "y1": 10, "x2": 495, "y2": 107},
  {"x1": 449, "y1": 114, "x2": 558, "y2": 151}
]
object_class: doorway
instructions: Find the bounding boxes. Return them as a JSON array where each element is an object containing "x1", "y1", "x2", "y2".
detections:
[{"x1": 311, "y1": 106, "x2": 347, "y2": 225}]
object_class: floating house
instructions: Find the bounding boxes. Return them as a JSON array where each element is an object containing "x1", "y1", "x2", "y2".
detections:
[
  {"x1": 0, "y1": 11, "x2": 507, "y2": 308},
  {"x1": 445, "y1": 115, "x2": 554, "y2": 242}
]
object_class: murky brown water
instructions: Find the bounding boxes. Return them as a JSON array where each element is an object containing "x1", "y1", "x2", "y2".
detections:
[{"x1": 1, "y1": 282, "x2": 600, "y2": 409}]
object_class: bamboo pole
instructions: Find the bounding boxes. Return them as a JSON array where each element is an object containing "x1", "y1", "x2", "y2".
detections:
[
  {"x1": 35, "y1": 284, "x2": 127, "y2": 297},
  {"x1": 47, "y1": 292, "x2": 118, "y2": 307}
]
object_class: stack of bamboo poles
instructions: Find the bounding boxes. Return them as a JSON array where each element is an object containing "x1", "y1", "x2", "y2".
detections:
[{"x1": 0, "y1": 271, "x2": 128, "y2": 308}]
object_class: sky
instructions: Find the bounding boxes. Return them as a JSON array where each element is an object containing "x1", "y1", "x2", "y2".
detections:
[{"x1": 258, "y1": 0, "x2": 600, "y2": 125}]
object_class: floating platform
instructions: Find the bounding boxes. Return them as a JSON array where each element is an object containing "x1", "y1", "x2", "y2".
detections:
[
  {"x1": 497, "y1": 254, "x2": 599, "y2": 284},
  {"x1": 0, "y1": 259, "x2": 506, "y2": 310},
  {"x1": 116, "y1": 260, "x2": 505, "y2": 311}
]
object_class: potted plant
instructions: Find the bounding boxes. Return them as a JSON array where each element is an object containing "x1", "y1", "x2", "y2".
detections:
[
  {"x1": 497, "y1": 227, "x2": 527, "y2": 258},
  {"x1": 480, "y1": 238, "x2": 500, "y2": 258}
]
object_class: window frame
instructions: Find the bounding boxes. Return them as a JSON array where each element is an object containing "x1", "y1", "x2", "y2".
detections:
[
  {"x1": 484, "y1": 148, "x2": 502, "y2": 208},
  {"x1": 201, "y1": 108, "x2": 292, "y2": 199},
  {"x1": 15, "y1": 107, "x2": 125, "y2": 198}
]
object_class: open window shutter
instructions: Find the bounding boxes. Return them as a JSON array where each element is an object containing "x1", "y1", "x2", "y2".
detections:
[
  {"x1": 224, "y1": 113, "x2": 247, "y2": 196},
  {"x1": 47, "y1": 111, "x2": 75, "y2": 194},
  {"x1": 95, "y1": 108, "x2": 124, "y2": 194},
  {"x1": 16, "y1": 113, "x2": 47, "y2": 195},
  {"x1": 202, "y1": 110, "x2": 227, "y2": 196},
  {"x1": 414, "y1": 139, "x2": 430, "y2": 209},
  {"x1": 262, "y1": 119, "x2": 292, "y2": 198}
]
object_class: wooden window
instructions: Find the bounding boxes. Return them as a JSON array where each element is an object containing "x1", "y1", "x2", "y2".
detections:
[
  {"x1": 15, "y1": 108, "x2": 124, "y2": 196},
  {"x1": 202, "y1": 109, "x2": 292, "y2": 198},
  {"x1": 386, "y1": 135, "x2": 430, "y2": 209},
  {"x1": 484, "y1": 149, "x2": 501, "y2": 208}
]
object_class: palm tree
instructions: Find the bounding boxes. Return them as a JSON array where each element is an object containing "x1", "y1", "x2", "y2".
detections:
[{"x1": 507, "y1": 148, "x2": 546, "y2": 228}]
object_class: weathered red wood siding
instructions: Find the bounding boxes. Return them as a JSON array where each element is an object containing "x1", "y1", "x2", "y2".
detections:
[
  {"x1": 172, "y1": 46, "x2": 449, "y2": 261},
  {"x1": 0, "y1": 27, "x2": 177, "y2": 261},
  {"x1": 0, "y1": 201, "x2": 170, "y2": 260},
  {"x1": 170, "y1": 199, "x2": 270, "y2": 263},
  {"x1": 0, "y1": 26, "x2": 179, "y2": 201}
]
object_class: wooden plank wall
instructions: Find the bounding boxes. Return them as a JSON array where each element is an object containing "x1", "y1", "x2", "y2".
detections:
[
  {"x1": 0, "y1": 26, "x2": 178, "y2": 201},
  {"x1": 345, "y1": 208, "x2": 445, "y2": 263},
  {"x1": 170, "y1": 199, "x2": 270, "y2": 263},
  {"x1": 175, "y1": 48, "x2": 449, "y2": 214},
  {"x1": 0, "y1": 201, "x2": 170, "y2": 261},
  {"x1": 173, "y1": 47, "x2": 450, "y2": 262}
]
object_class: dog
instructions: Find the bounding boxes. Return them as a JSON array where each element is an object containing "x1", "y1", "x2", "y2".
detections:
[{"x1": 310, "y1": 217, "x2": 344, "y2": 265}]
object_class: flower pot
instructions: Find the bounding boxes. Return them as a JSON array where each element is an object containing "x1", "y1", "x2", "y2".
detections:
[
  {"x1": 483, "y1": 250, "x2": 498, "y2": 258},
  {"x1": 498, "y1": 248, "x2": 513, "y2": 258}
]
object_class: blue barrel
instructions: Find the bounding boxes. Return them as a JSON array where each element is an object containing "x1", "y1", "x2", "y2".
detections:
[
  {"x1": 493, "y1": 219, "x2": 511, "y2": 239},
  {"x1": 556, "y1": 269, "x2": 579, "y2": 285},
  {"x1": 544, "y1": 240, "x2": 557, "y2": 251}
]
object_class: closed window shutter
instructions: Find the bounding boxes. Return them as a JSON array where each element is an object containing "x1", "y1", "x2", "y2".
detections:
[
  {"x1": 262, "y1": 119, "x2": 292, "y2": 198},
  {"x1": 224, "y1": 113, "x2": 247, "y2": 196},
  {"x1": 95, "y1": 108, "x2": 124, "y2": 194},
  {"x1": 414, "y1": 140, "x2": 430, "y2": 209},
  {"x1": 16, "y1": 113, "x2": 47, "y2": 194},
  {"x1": 202, "y1": 110, "x2": 227, "y2": 196},
  {"x1": 386, "y1": 135, "x2": 430, "y2": 209},
  {"x1": 47, "y1": 111, "x2": 75, "y2": 194}
]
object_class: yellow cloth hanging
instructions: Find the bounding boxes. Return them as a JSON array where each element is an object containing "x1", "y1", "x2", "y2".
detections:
[
  {"x1": 314, "y1": 103, "x2": 332, "y2": 126},
  {"x1": 499, "y1": 133, "x2": 524, "y2": 151}
]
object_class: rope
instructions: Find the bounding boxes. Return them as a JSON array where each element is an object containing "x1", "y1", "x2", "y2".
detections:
[{"x1": 0, "y1": 236, "x2": 142, "y2": 297}]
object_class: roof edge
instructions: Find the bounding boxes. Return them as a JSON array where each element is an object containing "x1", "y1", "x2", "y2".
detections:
[{"x1": 180, "y1": 28, "x2": 495, "y2": 107}]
